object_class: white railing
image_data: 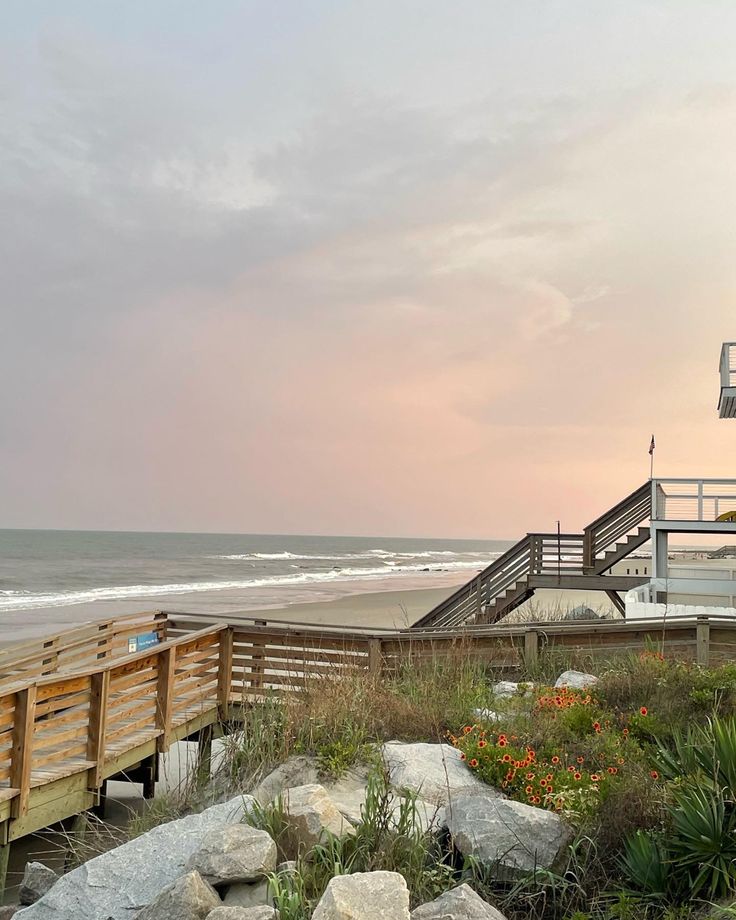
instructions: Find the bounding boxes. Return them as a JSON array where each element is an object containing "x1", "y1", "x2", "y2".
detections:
[
  {"x1": 626, "y1": 574, "x2": 736, "y2": 620},
  {"x1": 652, "y1": 478, "x2": 736, "y2": 522},
  {"x1": 721, "y1": 342, "x2": 736, "y2": 389}
]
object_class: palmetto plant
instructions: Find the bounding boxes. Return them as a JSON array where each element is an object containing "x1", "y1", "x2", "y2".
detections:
[{"x1": 622, "y1": 717, "x2": 736, "y2": 902}]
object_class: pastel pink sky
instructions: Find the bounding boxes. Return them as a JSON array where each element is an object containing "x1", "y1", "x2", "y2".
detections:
[{"x1": 2, "y1": 3, "x2": 735, "y2": 537}]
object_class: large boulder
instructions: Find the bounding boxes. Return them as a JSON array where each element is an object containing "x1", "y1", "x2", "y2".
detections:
[
  {"x1": 411, "y1": 884, "x2": 508, "y2": 919},
  {"x1": 15, "y1": 796, "x2": 253, "y2": 920},
  {"x1": 382, "y1": 742, "x2": 492, "y2": 806},
  {"x1": 446, "y1": 793, "x2": 573, "y2": 874},
  {"x1": 251, "y1": 756, "x2": 319, "y2": 806},
  {"x1": 282, "y1": 784, "x2": 353, "y2": 854},
  {"x1": 18, "y1": 863, "x2": 57, "y2": 905},
  {"x1": 186, "y1": 825, "x2": 277, "y2": 886},
  {"x1": 134, "y1": 870, "x2": 220, "y2": 920},
  {"x1": 312, "y1": 871, "x2": 410, "y2": 920},
  {"x1": 207, "y1": 909, "x2": 278, "y2": 919},
  {"x1": 554, "y1": 670, "x2": 598, "y2": 690}
]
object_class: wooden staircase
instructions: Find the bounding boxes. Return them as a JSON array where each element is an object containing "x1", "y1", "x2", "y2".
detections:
[{"x1": 412, "y1": 482, "x2": 652, "y2": 629}]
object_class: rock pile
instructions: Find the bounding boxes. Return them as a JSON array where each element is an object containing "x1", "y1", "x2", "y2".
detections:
[{"x1": 13, "y1": 669, "x2": 587, "y2": 919}]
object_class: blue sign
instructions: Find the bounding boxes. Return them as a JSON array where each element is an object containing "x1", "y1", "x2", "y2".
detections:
[{"x1": 128, "y1": 631, "x2": 160, "y2": 654}]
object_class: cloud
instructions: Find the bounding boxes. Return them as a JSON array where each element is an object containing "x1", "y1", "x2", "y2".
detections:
[{"x1": 2, "y1": 7, "x2": 736, "y2": 534}]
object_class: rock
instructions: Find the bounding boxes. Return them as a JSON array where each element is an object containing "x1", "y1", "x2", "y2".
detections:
[
  {"x1": 554, "y1": 670, "x2": 598, "y2": 690},
  {"x1": 19, "y1": 863, "x2": 57, "y2": 905},
  {"x1": 208, "y1": 909, "x2": 278, "y2": 920},
  {"x1": 472, "y1": 708, "x2": 501, "y2": 724},
  {"x1": 223, "y1": 880, "x2": 270, "y2": 908},
  {"x1": 446, "y1": 793, "x2": 574, "y2": 874},
  {"x1": 411, "y1": 884, "x2": 507, "y2": 919},
  {"x1": 565, "y1": 605, "x2": 600, "y2": 621},
  {"x1": 282, "y1": 784, "x2": 353, "y2": 854},
  {"x1": 135, "y1": 870, "x2": 220, "y2": 920},
  {"x1": 187, "y1": 825, "x2": 277, "y2": 886},
  {"x1": 15, "y1": 795, "x2": 253, "y2": 920},
  {"x1": 382, "y1": 742, "x2": 492, "y2": 805},
  {"x1": 322, "y1": 765, "x2": 370, "y2": 826},
  {"x1": 0, "y1": 907, "x2": 19, "y2": 920},
  {"x1": 251, "y1": 756, "x2": 319, "y2": 806},
  {"x1": 492, "y1": 681, "x2": 533, "y2": 699},
  {"x1": 312, "y1": 871, "x2": 410, "y2": 920}
]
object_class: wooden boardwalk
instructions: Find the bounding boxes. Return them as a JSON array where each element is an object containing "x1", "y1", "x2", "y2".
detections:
[{"x1": 0, "y1": 608, "x2": 735, "y2": 890}]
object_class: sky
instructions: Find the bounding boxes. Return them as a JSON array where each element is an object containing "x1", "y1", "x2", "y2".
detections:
[{"x1": 2, "y1": 1, "x2": 735, "y2": 538}]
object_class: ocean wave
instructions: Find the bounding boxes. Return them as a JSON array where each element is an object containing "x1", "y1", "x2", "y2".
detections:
[
  {"x1": 0, "y1": 559, "x2": 493, "y2": 613},
  {"x1": 214, "y1": 549, "x2": 491, "y2": 562}
]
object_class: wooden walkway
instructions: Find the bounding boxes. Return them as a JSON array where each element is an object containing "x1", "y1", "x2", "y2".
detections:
[{"x1": 0, "y1": 607, "x2": 735, "y2": 889}]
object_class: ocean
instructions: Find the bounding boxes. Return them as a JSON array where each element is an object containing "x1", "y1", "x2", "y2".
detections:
[{"x1": 0, "y1": 530, "x2": 511, "y2": 618}]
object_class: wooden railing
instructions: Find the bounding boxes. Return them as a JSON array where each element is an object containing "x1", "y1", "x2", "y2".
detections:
[
  {"x1": 1, "y1": 610, "x2": 736, "y2": 850},
  {"x1": 583, "y1": 482, "x2": 651, "y2": 566},
  {"x1": 0, "y1": 611, "x2": 168, "y2": 689}
]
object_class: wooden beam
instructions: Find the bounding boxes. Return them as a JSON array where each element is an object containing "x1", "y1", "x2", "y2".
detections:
[
  {"x1": 605, "y1": 590, "x2": 626, "y2": 616},
  {"x1": 696, "y1": 616, "x2": 710, "y2": 666},
  {"x1": 155, "y1": 647, "x2": 175, "y2": 754},
  {"x1": 10, "y1": 685, "x2": 37, "y2": 818},
  {"x1": 87, "y1": 670, "x2": 110, "y2": 789},
  {"x1": 217, "y1": 628, "x2": 234, "y2": 717}
]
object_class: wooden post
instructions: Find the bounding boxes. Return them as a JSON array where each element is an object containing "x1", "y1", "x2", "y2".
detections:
[
  {"x1": 156, "y1": 646, "x2": 176, "y2": 753},
  {"x1": 96, "y1": 621, "x2": 112, "y2": 660},
  {"x1": 367, "y1": 639, "x2": 383, "y2": 676},
  {"x1": 41, "y1": 637, "x2": 59, "y2": 676},
  {"x1": 10, "y1": 685, "x2": 37, "y2": 818},
  {"x1": 64, "y1": 812, "x2": 88, "y2": 872},
  {"x1": 141, "y1": 754, "x2": 157, "y2": 799},
  {"x1": 0, "y1": 841, "x2": 9, "y2": 900},
  {"x1": 217, "y1": 628, "x2": 234, "y2": 720},
  {"x1": 582, "y1": 529, "x2": 593, "y2": 573},
  {"x1": 196, "y1": 725, "x2": 213, "y2": 787},
  {"x1": 250, "y1": 621, "x2": 266, "y2": 693},
  {"x1": 696, "y1": 616, "x2": 710, "y2": 667},
  {"x1": 475, "y1": 575, "x2": 483, "y2": 618},
  {"x1": 523, "y1": 629, "x2": 539, "y2": 670},
  {"x1": 87, "y1": 670, "x2": 110, "y2": 789},
  {"x1": 154, "y1": 610, "x2": 168, "y2": 642}
]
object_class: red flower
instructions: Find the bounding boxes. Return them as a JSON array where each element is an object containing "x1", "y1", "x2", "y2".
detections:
[
  {"x1": 591, "y1": 773, "x2": 601, "y2": 781},
  {"x1": 650, "y1": 770, "x2": 659, "y2": 780},
  {"x1": 478, "y1": 740, "x2": 487, "y2": 749},
  {"x1": 469, "y1": 758, "x2": 479, "y2": 768},
  {"x1": 573, "y1": 772, "x2": 582, "y2": 781},
  {"x1": 551, "y1": 756, "x2": 560, "y2": 764},
  {"x1": 639, "y1": 707, "x2": 648, "y2": 716},
  {"x1": 576, "y1": 756, "x2": 584, "y2": 764},
  {"x1": 607, "y1": 766, "x2": 618, "y2": 775},
  {"x1": 460, "y1": 752, "x2": 466, "y2": 760}
]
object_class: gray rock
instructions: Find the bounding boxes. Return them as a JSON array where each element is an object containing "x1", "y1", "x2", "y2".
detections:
[
  {"x1": 282, "y1": 784, "x2": 353, "y2": 854},
  {"x1": 554, "y1": 670, "x2": 598, "y2": 690},
  {"x1": 15, "y1": 795, "x2": 253, "y2": 920},
  {"x1": 411, "y1": 884, "x2": 507, "y2": 919},
  {"x1": 223, "y1": 880, "x2": 270, "y2": 908},
  {"x1": 492, "y1": 681, "x2": 533, "y2": 699},
  {"x1": 312, "y1": 871, "x2": 410, "y2": 920},
  {"x1": 382, "y1": 742, "x2": 491, "y2": 806},
  {"x1": 187, "y1": 824, "x2": 277, "y2": 886},
  {"x1": 565, "y1": 605, "x2": 600, "y2": 621},
  {"x1": 446, "y1": 793, "x2": 574, "y2": 874},
  {"x1": 207, "y1": 909, "x2": 278, "y2": 920},
  {"x1": 472, "y1": 708, "x2": 501, "y2": 724},
  {"x1": 135, "y1": 870, "x2": 221, "y2": 920},
  {"x1": 251, "y1": 756, "x2": 319, "y2": 805},
  {"x1": 19, "y1": 863, "x2": 57, "y2": 905}
]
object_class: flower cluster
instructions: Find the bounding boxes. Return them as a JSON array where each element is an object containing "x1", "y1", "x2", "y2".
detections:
[
  {"x1": 452, "y1": 695, "x2": 658, "y2": 819},
  {"x1": 535, "y1": 687, "x2": 596, "y2": 711}
]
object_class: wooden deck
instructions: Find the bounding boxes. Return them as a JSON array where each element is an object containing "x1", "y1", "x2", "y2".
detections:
[{"x1": 0, "y1": 608, "x2": 734, "y2": 889}]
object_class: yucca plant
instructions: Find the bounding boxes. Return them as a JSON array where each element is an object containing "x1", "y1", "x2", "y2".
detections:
[
  {"x1": 668, "y1": 783, "x2": 736, "y2": 899},
  {"x1": 619, "y1": 831, "x2": 671, "y2": 900}
]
